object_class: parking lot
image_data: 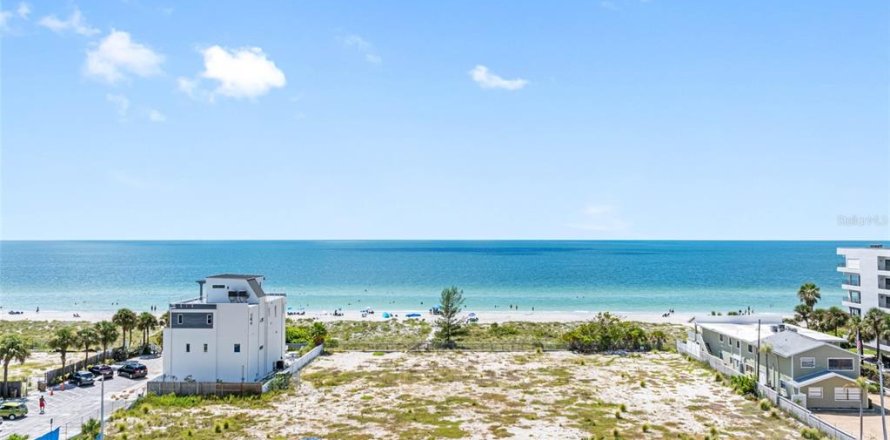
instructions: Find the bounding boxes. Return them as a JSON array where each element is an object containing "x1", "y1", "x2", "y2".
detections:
[{"x1": 0, "y1": 355, "x2": 163, "y2": 440}]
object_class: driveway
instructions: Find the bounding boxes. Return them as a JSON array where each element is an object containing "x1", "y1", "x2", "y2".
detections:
[
  {"x1": 0, "y1": 355, "x2": 163, "y2": 440},
  {"x1": 815, "y1": 392, "x2": 887, "y2": 440}
]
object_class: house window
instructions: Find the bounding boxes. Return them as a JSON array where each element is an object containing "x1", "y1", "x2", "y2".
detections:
[
  {"x1": 835, "y1": 387, "x2": 861, "y2": 401},
  {"x1": 747, "y1": 344, "x2": 753, "y2": 353},
  {"x1": 808, "y1": 387, "x2": 823, "y2": 399},
  {"x1": 212, "y1": 284, "x2": 226, "y2": 289},
  {"x1": 800, "y1": 357, "x2": 816, "y2": 369},
  {"x1": 736, "y1": 341, "x2": 740, "y2": 349},
  {"x1": 177, "y1": 314, "x2": 183, "y2": 325},
  {"x1": 203, "y1": 343, "x2": 208, "y2": 353},
  {"x1": 719, "y1": 335, "x2": 724, "y2": 342},
  {"x1": 185, "y1": 343, "x2": 190, "y2": 353},
  {"x1": 234, "y1": 344, "x2": 241, "y2": 353},
  {"x1": 207, "y1": 314, "x2": 213, "y2": 325},
  {"x1": 828, "y1": 358, "x2": 854, "y2": 371}
]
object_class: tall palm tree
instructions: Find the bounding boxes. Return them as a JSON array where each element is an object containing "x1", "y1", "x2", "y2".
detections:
[
  {"x1": 95, "y1": 321, "x2": 120, "y2": 362},
  {"x1": 0, "y1": 335, "x2": 31, "y2": 398},
  {"x1": 794, "y1": 304, "x2": 814, "y2": 328},
  {"x1": 827, "y1": 306, "x2": 849, "y2": 336},
  {"x1": 112, "y1": 308, "x2": 138, "y2": 349},
  {"x1": 856, "y1": 376, "x2": 869, "y2": 440},
  {"x1": 849, "y1": 315, "x2": 868, "y2": 361},
  {"x1": 864, "y1": 308, "x2": 887, "y2": 363},
  {"x1": 48, "y1": 327, "x2": 77, "y2": 372},
  {"x1": 797, "y1": 283, "x2": 821, "y2": 308},
  {"x1": 810, "y1": 308, "x2": 829, "y2": 332},
  {"x1": 759, "y1": 343, "x2": 774, "y2": 388},
  {"x1": 76, "y1": 327, "x2": 99, "y2": 365},
  {"x1": 308, "y1": 322, "x2": 328, "y2": 347},
  {"x1": 137, "y1": 312, "x2": 159, "y2": 347}
]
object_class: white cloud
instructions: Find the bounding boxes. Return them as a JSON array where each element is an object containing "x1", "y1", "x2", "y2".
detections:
[
  {"x1": 17, "y1": 3, "x2": 30, "y2": 19},
  {"x1": 0, "y1": 11, "x2": 12, "y2": 30},
  {"x1": 106, "y1": 93, "x2": 130, "y2": 119},
  {"x1": 341, "y1": 34, "x2": 382, "y2": 64},
  {"x1": 38, "y1": 7, "x2": 98, "y2": 36},
  {"x1": 147, "y1": 109, "x2": 166, "y2": 122},
  {"x1": 569, "y1": 205, "x2": 630, "y2": 233},
  {"x1": 195, "y1": 45, "x2": 286, "y2": 99},
  {"x1": 85, "y1": 30, "x2": 164, "y2": 83},
  {"x1": 469, "y1": 65, "x2": 528, "y2": 91}
]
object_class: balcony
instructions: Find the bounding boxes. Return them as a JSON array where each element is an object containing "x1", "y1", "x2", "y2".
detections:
[
  {"x1": 843, "y1": 294, "x2": 861, "y2": 305},
  {"x1": 880, "y1": 260, "x2": 890, "y2": 272}
]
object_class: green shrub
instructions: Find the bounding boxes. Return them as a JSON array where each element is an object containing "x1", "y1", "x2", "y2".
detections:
[
  {"x1": 758, "y1": 398, "x2": 771, "y2": 410},
  {"x1": 729, "y1": 374, "x2": 756, "y2": 396},
  {"x1": 561, "y1": 313, "x2": 649, "y2": 353},
  {"x1": 800, "y1": 427, "x2": 826, "y2": 439}
]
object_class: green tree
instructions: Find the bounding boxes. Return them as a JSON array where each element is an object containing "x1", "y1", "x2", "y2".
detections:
[
  {"x1": 80, "y1": 418, "x2": 101, "y2": 439},
  {"x1": 847, "y1": 315, "x2": 867, "y2": 361},
  {"x1": 76, "y1": 327, "x2": 99, "y2": 365},
  {"x1": 137, "y1": 312, "x2": 159, "y2": 346},
  {"x1": 759, "y1": 343, "x2": 774, "y2": 390},
  {"x1": 863, "y1": 308, "x2": 887, "y2": 363},
  {"x1": 95, "y1": 320, "x2": 120, "y2": 362},
  {"x1": 856, "y1": 376, "x2": 869, "y2": 440},
  {"x1": 48, "y1": 327, "x2": 77, "y2": 373},
  {"x1": 794, "y1": 304, "x2": 814, "y2": 327},
  {"x1": 826, "y1": 306, "x2": 849, "y2": 336},
  {"x1": 562, "y1": 313, "x2": 649, "y2": 352},
  {"x1": 434, "y1": 286, "x2": 467, "y2": 349},
  {"x1": 649, "y1": 329, "x2": 668, "y2": 350},
  {"x1": 112, "y1": 308, "x2": 138, "y2": 349},
  {"x1": 810, "y1": 308, "x2": 829, "y2": 332},
  {"x1": 797, "y1": 283, "x2": 821, "y2": 308},
  {"x1": 0, "y1": 335, "x2": 31, "y2": 398},
  {"x1": 308, "y1": 322, "x2": 328, "y2": 347}
]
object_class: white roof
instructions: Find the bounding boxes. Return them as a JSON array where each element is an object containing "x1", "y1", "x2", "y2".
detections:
[{"x1": 696, "y1": 321, "x2": 845, "y2": 346}]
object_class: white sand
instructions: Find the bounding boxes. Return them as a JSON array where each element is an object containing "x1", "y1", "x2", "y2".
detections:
[{"x1": 0, "y1": 308, "x2": 700, "y2": 325}]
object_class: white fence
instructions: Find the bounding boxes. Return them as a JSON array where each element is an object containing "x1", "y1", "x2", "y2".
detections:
[
  {"x1": 287, "y1": 344, "x2": 323, "y2": 374},
  {"x1": 678, "y1": 340, "x2": 856, "y2": 440}
]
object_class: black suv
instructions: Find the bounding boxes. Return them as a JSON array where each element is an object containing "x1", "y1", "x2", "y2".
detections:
[
  {"x1": 118, "y1": 361, "x2": 148, "y2": 379},
  {"x1": 70, "y1": 371, "x2": 95, "y2": 386},
  {"x1": 89, "y1": 364, "x2": 114, "y2": 380}
]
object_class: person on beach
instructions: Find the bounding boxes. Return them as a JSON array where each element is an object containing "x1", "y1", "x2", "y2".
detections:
[{"x1": 39, "y1": 395, "x2": 46, "y2": 414}]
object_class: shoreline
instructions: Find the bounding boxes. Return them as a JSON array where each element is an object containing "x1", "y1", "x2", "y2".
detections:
[{"x1": 0, "y1": 308, "x2": 777, "y2": 325}]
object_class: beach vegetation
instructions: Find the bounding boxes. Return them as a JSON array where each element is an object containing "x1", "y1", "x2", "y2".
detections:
[
  {"x1": 79, "y1": 418, "x2": 101, "y2": 440},
  {"x1": 863, "y1": 308, "x2": 888, "y2": 362},
  {"x1": 112, "y1": 308, "x2": 138, "y2": 349},
  {"x1": 434, "y1": 286, "x2": 467, "y2": 349},
  {"x1": 562, "y1": 313, "x2": 649, "y2": 353},
  {"x1": 0, "y1": 334, "x2": 31, "y2": 397},
  {"x1": 728, "y1": 374, "x2": 756, "y2": 396},
  {"x1": 75, "y1": 326, "x2": 99, "y2": 365},
  {"x1": 95, "y1": 320, "x2": 120, "y2": 362},
  {"x1": 137, "y1": 312, "x2": 159, "y2": 347}
]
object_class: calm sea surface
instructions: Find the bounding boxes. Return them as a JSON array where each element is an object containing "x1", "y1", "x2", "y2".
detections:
[{"x1": 0, "y1": 241, "x2": 884, "y2": 313}]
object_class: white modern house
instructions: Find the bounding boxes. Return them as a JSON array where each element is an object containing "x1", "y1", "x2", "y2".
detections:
[
  {"x1": 161, "y1": 274, "x2": 287, "y2": 383},
  {"x1": 838, "y1": 245, "x2": 890, "y2": 317}
]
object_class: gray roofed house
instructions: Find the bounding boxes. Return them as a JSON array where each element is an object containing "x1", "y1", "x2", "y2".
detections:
[{"x1": 760, "y1": 330, "x2": 826, "y2": 357}]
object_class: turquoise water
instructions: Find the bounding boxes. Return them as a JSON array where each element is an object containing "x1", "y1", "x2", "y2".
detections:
[{"x1": 0, "y1": 241, "x2": 884, "y2": 313}]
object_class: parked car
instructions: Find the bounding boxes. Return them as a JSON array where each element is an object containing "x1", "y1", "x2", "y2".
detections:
[
  {"x1": 70, "y1": 371, "x2": 95, "y2": 387},
  {"x1": 0, "y1": 401, "x2": 28, "y2": 420},
  {"x1": 89, "y1": 364, "x2": 114, "y2": 380},
  {"x1": 118, "y1": 361, "x2": 148, "y2": 379}
]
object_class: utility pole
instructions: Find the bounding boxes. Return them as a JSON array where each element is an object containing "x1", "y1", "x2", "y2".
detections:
[
  {"x1": 100, "y1": 375, "x2": 105, "y2": 440},
  {"x1": 880, "y1": 361, "x2": 887, "y2": 440},
  {"x1": 756, "y1": 319, "x2": 761, "y2": 384}
]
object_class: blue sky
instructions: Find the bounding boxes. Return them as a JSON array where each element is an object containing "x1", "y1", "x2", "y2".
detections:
[{"x1": 1, "y1": 1, "x2": 888, "y2": 240}]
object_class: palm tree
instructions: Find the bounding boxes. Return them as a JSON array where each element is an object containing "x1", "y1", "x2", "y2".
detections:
[
  {"x1": 308, "y1": 322, "x2": 328, "y2": 347},
  {"x1": 0, "y1": 335, "x2": 31, "y2": 398},
  {"x1": 95, "y1": 321, "x2": 120, "y2": 362},
  {"x1": 759, "y1": 343, "x2": 774, "y2": 388},
  {"x1": 112, "y1": 308, "x2": 138, "y2": 349},
  {"x1": 810, "y1": 308, "x2": 829, "y2": 332},
  {"x1": 794, "y1": 304, "x2": 814, "y2": 327},
  {"x1": 137, "y1": 312, "x2": 159, "y2": 347},
  {"x1": 797, "y1": 282, "x2": 821, "y2": 308},
  {"x1": 48, "y1": 327, "x2": 77, "y2": 372},
  {"x1": 864, "y1": 308, "x2": 887, "y2": 363},
  {"x1": 848, "y1": 315, "x2": 868, "y2": 361},
  {"x1": 80, "y1": 418, "x2": 101, "y2": 439},
  {"x1": 435, "y1": 286, "x2": 467, "y2": 349},
  {"x1": 76, "y1": 327, "x2": 99, "y2": 365},
  {"x1": 856, "y1": 376, "x2": 869, "y2": 440},
  {"x1": 827, "y1": 306, "x2": 849, "y2": 336}
]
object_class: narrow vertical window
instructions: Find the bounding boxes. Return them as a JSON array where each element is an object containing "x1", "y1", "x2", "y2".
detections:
[
  {"x1": 203, "y1": 343, "x2": 208, "y2": 353},
  {"x1": 185, "y1": 343, "x2": 190, "y2": 353}
]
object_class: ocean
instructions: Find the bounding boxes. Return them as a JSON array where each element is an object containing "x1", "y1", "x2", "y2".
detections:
[{"x1": 0, "y1": 241, "x2": 883, "y2": 314}]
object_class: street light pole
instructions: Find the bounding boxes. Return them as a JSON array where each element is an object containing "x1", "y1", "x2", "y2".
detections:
[{"x1": 100, "y1": 375, "x2": 105, "y2": 439}]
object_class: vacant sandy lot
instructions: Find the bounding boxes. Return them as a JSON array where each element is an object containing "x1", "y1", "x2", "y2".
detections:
[{"x1": 106, "y1": 350, "x2": 806, "y2": 439}]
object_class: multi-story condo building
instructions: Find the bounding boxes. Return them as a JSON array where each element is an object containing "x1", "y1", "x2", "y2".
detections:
[
  {"x1": 838, "y1": 245, "x2": 890, "y2": 317},
  {"x1": 683, "y1": 316, "x2": 864, "y2": 409},
  {"x1": 161, "y1": 274, "x2": 287, "y2": 383}
]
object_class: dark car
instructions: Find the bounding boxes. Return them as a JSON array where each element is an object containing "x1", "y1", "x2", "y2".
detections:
[
  {"x1": 70, "y1": 371, "x2": 95, "y2": 387},
  {"x1": 118, "y1": 361, "x2": 148, "y2": 379},
  {"x1": 89, "y1": 364, "x2": 114, "y2": 380}
]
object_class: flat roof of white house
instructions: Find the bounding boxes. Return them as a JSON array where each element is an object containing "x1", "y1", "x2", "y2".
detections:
[{"x1": 696, "y1": 321, "x2": 845, "y2": 346}]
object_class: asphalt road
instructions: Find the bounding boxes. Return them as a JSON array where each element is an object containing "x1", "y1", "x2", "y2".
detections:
[{"x1": 0, "y1": 355, "x2": 163, "y2": 440}]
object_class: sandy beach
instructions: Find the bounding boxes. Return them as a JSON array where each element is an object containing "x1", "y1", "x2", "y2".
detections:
[{"x1": 0, "y1": 308, "x2": 704, "y2": 325}]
